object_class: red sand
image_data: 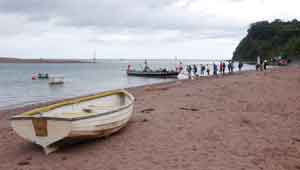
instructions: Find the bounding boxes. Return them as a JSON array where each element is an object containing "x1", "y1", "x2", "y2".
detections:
[{"x1": 1, "y1": 67, "x2": 300, "y2": 170}]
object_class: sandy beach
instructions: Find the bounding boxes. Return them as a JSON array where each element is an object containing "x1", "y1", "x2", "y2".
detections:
[{"x1": 0, "y1": 66, "x2": 300, "y2": 170}]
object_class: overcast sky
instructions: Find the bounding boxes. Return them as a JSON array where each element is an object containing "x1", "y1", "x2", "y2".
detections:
[{"x1": 0, "y1": 0, "x2": 299, "y2": 59}]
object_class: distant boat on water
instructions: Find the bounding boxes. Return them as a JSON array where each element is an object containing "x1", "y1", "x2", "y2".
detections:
[
  {"x1": 49, "y1": 76, "x2": 64, "y2": 85},
  {"x1": 127, "y1": 70, "x2": 179, "y2": 78},
  {"x1": 126, "y1": 60, "x2": 179, "y2": 78},
  {"x1": 38, "y1": 73, "x2": 49, "y2": 79}
]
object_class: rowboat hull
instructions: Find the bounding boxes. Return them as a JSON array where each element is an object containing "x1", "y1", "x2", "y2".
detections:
[{"x1": 11, "y1": 90, "x2": 134, "y2": 154}]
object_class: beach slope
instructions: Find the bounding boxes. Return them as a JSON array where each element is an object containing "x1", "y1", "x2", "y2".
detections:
[{"x1": 0, "y1": 67, "x2": 300, "y2": 170}]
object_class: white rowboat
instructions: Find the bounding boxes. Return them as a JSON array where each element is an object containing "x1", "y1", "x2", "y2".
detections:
[
  {"x1": 49, "y1": 76, "x2": 64, "y2": 85},
  {"x1": 11, "y1": 90, "x2": 134, "y2": 154}
]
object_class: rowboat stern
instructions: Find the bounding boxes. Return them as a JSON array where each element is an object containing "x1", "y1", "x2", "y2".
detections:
[{"x1": 11, "y1": 117, "x2": 72, "y2": 154}]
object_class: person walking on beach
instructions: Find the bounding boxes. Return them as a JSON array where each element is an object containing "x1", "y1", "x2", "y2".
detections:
[
  {"x1": 228, "y1": 61, "x2": 234, "y2": 73},
  {"x1": 238, "y1": 61, "x2": 243, "y2": 71},
  {"x1": 186, "y1": 65, "x2": 192, "y2": 79},
  {"x1": 256, "y1": 56, "x2": 263, "y2": 71},
  {"x1": 256, "y1": 63, "x2": 261, "y2": 71},
  {"x1": 200, "y1": 64, "x2": 205, "y2": 76},
  {"x1": 127, "y1": 64, "x2": 132, "y2": 71},
  {"x1": 193, "y1": 64, "x2": 198, "y2": 77},
  {"x1": 213, "y1": 63, "x2": 218, "y2": 76},
  {"x1": 219, "y1": 62, "x2": 223, "y2": 75},
  {"x1": 263, "y1": 60, "x2": 268, "y2": 71},
  {"x1": 227, "y1": 61, "x2": 231, "y2": 73},
  {"x1": 222, "y1": 62, "x2": 226, "y2": 74},
  {"x1": 176, "y1": 61, "x2": 183, "y2": 73},
  {"x1": 143, "y1": 59, "x2": 151, "y2": 72},
  {"x1": 206, "y1": 64, "x2": 210, "y2": 76}
]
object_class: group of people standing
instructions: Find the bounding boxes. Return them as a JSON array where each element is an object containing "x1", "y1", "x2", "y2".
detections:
[
  {"x1": 186, "y1": 64, "x2": 211, "y2": 78},
  {"x1": 184, "y1": 61, "x2": 244, "y2": 79},
  {"x1": 256, "y1": 59, "x2": 268, "y2": 71}
]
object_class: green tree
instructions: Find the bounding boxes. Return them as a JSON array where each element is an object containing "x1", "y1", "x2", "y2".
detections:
[{"x1": 233, "y1": 19, "x2": 300, "y2": 61}]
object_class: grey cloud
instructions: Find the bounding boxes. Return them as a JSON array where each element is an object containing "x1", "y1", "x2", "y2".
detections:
[
  {"x1": 0, "y1": 0, "x2": 241, "y2": 30},
  {"x1": 0, "y1": 0, "x2": 245, "y2": 41}
]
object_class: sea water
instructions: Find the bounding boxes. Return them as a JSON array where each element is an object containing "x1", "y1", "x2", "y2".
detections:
[{"x1": 0, "y1": 59, "x2": 255, "y2": 110}]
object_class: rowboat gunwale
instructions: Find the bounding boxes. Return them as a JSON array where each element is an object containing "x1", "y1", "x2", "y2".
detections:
[{"x1": 10, "y1": 89, "x2": 134, "y2": 121}]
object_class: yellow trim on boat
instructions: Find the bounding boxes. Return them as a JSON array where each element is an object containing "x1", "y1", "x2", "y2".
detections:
[{"x1": 22, "y1": 90, "x2": 126, "y2": 116}]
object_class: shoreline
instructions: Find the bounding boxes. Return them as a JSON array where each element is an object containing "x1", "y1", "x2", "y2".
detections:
[
  {"x1": 0, "y1": 66, "x2": 299, "y2": 169},
  {"x1": 0, "y1": 65, "x2": 288, "y2": 115},
  {"x1": 0, "y1": 68, "x2": 259, "y2": 115}
]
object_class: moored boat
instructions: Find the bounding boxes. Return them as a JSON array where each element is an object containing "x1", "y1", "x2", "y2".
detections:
[
  {"x1": 127, "y1": 70, "x2": 179, "y2": 78},
  {"x1": 49, "y1": 76, "x2": 64, "y2": 85},
  {"x1": 126, "y1": 59, "x2": 180, "y2": 78},
  {"x1": 38, "y1": 73, "x2": 49, "y2": 79},
  {"x1": 10, "y1": 90, "x2": 134, "y2": 154}
]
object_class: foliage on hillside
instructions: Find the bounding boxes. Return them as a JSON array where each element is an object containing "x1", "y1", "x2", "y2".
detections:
[{"x1": 233, "y1": 19, "x2": 300, "y2": 61}]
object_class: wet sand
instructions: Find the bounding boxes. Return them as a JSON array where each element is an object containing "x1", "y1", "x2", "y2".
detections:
[{"x1": 1, "y1": 67, "x2": 300, "y2": 170}]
